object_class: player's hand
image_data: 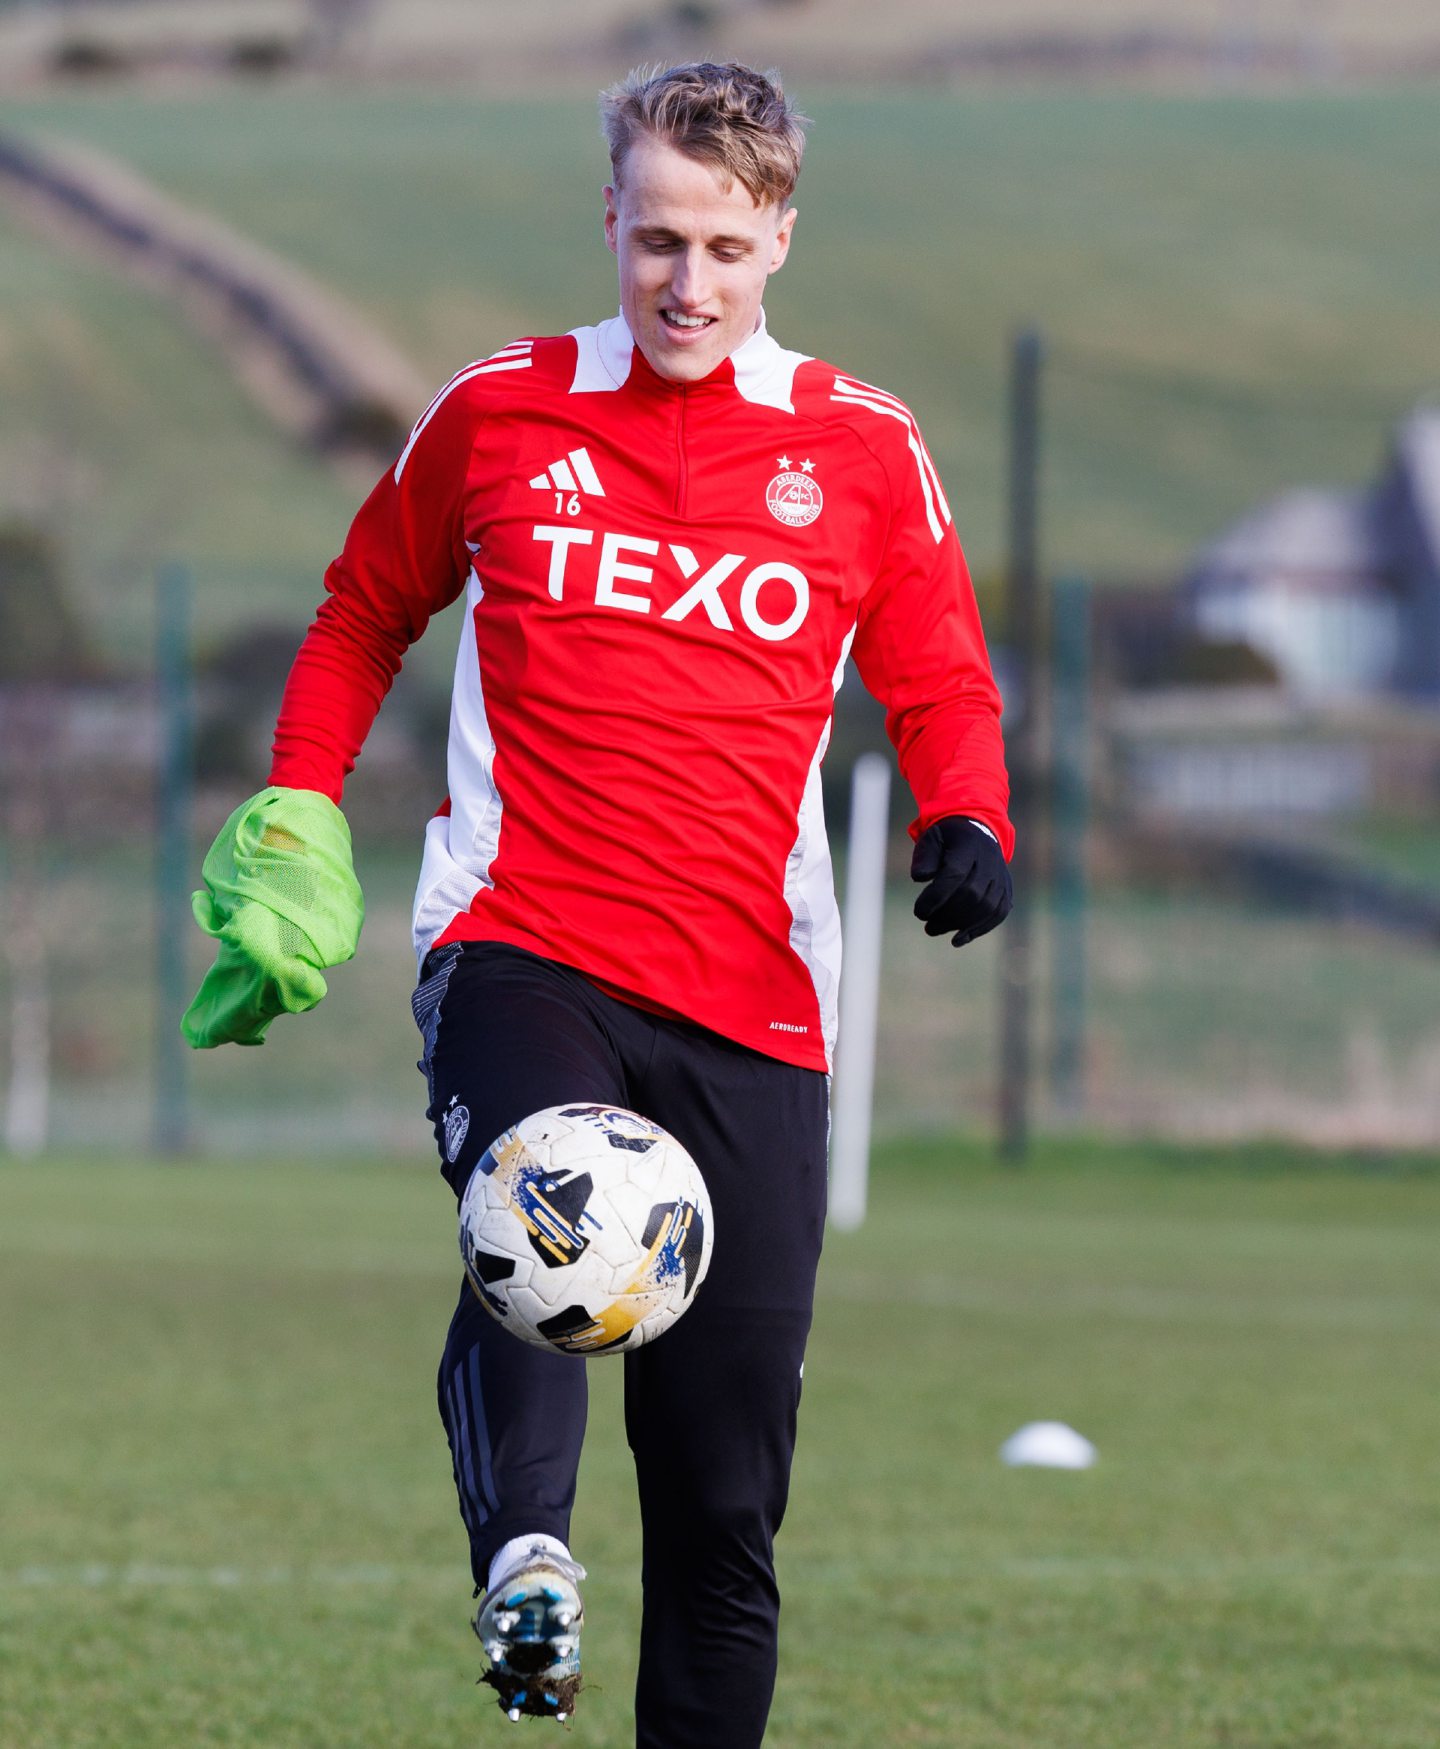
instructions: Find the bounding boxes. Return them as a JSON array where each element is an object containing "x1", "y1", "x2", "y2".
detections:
[
  {"x1": 182, "y1": 786, "x2": 365, "y2": 1049},
  {"x1": 911, "y1": 815, "x2": 1012, "y2": 948}
]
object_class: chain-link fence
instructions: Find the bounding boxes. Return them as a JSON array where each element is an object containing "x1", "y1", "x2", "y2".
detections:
[
  {"x1": 998, "y1": 343, "x2": 1440, "y2": 1150},
  {"x1": 4, "y1": 343, "x2": 1439, "y2": 1158}
]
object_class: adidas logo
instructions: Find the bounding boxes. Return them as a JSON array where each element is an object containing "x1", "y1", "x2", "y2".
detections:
[{"x1": 529, "y1": 447, "x2": 606, "y2": 497}]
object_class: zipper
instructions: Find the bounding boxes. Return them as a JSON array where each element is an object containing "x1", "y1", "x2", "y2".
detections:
[{"x1": 674, "y1": 386, "x2": 689, "y2": 517}]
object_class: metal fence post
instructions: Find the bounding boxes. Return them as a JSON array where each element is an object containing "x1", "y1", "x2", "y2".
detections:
[
  {"x1": 154, "y1": 562, "x2": 194, "y2": 1157},
  {"x1": 1050, "y1": 574, "x2": 1091, "y2": 1113},
  {"x1": 998, "y1": 327, "x2": 1044, "y2": 1161}
]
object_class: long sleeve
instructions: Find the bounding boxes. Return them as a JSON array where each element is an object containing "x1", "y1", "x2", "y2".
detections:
[
  {"x1": 849, "y1": 419, "x2": 1014, "y2": 859},
  {"x1": 269, "y1": 379, "x2": 479, "y2": 801}
]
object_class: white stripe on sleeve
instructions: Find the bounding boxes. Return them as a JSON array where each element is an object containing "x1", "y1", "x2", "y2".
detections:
[
  {"x1": 831, "y1": 375, "x2": 953, "y2": 534},
  {"x1": 394, "y1": 344, "x2": 533, "y2": 483},
  {"x1": 831, "y1": 392, "x2": 947, "y2": 543}
]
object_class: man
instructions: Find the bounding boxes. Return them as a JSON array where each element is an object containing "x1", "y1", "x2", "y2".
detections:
[{"x1": 184, "y1": 61, "x2": 1012, "y2": 1746}]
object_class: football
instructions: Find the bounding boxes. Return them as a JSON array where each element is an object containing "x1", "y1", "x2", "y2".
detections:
[{"x1": 458, "y1": 1103, "x2": 713, "y2": 1356}]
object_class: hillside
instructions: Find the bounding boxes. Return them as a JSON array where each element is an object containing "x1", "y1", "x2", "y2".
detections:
[
  {"x1": 2, "y1": 83, "x2": 1438, "y2": 667},
  {"x1": 4, "y1": 0, "x2": 1440, "y2": 84}
]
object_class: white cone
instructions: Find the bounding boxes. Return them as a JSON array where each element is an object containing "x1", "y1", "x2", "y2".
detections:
[{"x1": 999, "y1": 1421, "x2": 1097, "y2": 1469}]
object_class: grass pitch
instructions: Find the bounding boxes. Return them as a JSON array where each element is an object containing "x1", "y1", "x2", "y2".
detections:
[{"x1": 3, "y1": 1140, "x2": 1439, "y2": 1747}]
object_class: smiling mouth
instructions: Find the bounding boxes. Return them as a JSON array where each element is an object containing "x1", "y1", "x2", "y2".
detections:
[{"x1": 661, "y1": 310, "x2": 716, "y2": 333}]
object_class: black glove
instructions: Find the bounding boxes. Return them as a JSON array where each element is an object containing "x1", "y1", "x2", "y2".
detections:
[{"x1": 911, "y1": 816, "x2": 1013, "y2": 947}]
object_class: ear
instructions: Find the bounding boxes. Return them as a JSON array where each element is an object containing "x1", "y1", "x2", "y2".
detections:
[
  {"x1": 603, "y1": 183, "x2": 619, "y2": 257},
  {"x1": 767, "y1": 205, "x2": 797, "y2": 277}
]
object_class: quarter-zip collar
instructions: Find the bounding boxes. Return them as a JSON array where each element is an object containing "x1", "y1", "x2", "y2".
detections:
[{"x1": 576, "y1": 309, "x2": 810, "y2": 413}]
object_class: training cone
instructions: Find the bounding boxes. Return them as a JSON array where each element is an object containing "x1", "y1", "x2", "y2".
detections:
[{"x1": 999, "y1": 1421, "x2": 1097, "y2": 1469}]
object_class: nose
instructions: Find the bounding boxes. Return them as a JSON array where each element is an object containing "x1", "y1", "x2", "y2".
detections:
[{"x1": 669, "y1": 246, "x2": 712, "y2": 309}]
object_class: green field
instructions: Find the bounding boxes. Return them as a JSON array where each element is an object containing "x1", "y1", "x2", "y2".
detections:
[
  {"x1": 3, "y1": 1142, "x2": 1439, "y2": 1747},
  {"x1": 3, "y1": 85, "x2": 1439, "y2": 664}
]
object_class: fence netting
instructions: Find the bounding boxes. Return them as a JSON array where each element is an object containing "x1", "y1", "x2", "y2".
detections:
[{"x1": 3, "y1": 344, "x2": 1439, "y2": 1158}]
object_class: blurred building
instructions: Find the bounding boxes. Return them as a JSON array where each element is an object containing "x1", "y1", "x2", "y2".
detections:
[{"x1": 1182, "y1": 406, "x2": 1440, "y2": 700}]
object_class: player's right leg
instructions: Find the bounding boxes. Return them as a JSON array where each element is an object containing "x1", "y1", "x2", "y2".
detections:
[{"x1": 415, "y1": 941, "x2": 633, "y2": 1718}]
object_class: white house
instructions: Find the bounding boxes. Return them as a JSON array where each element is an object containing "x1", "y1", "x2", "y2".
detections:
[{"x1": 1183, "y1": 407, "x2": 1440, "y2": 701}]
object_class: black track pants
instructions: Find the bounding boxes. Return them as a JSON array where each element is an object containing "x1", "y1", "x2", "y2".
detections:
[{"x1": 416, "y1": 942, "x2": 829, "y2": 1749}]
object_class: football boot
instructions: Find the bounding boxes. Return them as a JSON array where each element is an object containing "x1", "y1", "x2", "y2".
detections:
[{"x1": 474, "y1": 1543, "x2": 586, "y2": 1723}]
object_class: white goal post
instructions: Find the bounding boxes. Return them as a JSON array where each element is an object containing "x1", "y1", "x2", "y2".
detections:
[{"x1": 829, "y1": 752, "x2": 892, "y2": 1231}]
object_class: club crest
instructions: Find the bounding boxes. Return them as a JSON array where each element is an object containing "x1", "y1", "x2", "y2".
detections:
[{"x1": 766, "y1": 470, "x2": 823, "y2": 528}]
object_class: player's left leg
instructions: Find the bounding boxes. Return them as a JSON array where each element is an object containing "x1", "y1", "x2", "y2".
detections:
[{"x1": 624, "y1": 1025, "x2": 829, "y2": 1749}]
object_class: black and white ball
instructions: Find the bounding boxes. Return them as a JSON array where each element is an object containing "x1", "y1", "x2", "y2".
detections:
[{"x1": 458, "y1": 1104, "x2": 713, "y2": 1355}]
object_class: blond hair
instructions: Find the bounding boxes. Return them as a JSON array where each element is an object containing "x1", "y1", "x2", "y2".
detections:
[{"x1": 599, "y1": 61, "x2": 809, "y2": 209}]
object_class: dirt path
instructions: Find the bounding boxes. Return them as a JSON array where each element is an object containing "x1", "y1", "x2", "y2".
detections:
[{"x1": 0, "y1": 126, "x2": 430, "y2": 470}]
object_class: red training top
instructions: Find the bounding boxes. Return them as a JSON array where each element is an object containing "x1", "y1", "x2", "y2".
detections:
[{"x1": 270, "y1": 313, "x2": 1011, "y2": 1072}]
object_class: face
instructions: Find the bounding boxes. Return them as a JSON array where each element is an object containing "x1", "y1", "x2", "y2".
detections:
[{"x1": 604, "y1": 136, "x2": 796, "y2": 384}]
